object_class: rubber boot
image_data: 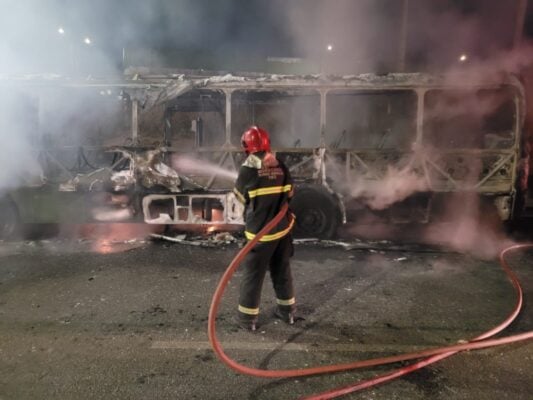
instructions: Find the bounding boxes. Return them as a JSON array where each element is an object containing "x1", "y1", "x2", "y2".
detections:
[
  {"x1": 274, "y1": 305, "x2": 299, "y2": 325},
  {"x1": 234, "y1": 312, "x2": 259, "y2": 331}
]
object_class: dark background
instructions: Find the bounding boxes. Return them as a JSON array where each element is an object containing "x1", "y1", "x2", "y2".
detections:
[{"x1": 1, "y1": 0, "x2": 532, "y2": 75}]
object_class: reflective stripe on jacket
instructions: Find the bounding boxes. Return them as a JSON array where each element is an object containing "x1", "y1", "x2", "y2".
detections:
[{"x1": 234, "y1": 152, "x2": 293, "y2": 241}]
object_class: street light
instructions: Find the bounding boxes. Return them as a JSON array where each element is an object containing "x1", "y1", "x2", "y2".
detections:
[
  {"x1": 319, "y1": 44, "x2": 334, "y2": 74},
  {"x1": 56, "y1": 27, "x2": 94, "y2": 74},
  {"x1": 459, "y1": 54, "x2": 468, "y2": 62}
]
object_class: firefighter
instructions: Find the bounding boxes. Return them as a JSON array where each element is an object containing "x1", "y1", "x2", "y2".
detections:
[{"x1": 233, "y1": 126, "x2": 297, "y2": 331}]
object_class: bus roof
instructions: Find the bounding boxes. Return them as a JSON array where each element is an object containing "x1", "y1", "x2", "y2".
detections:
[
  {"x1": 1, "y1": 69, "x2": 523, "y2": 110},
  {"x1": 0, "y1": 69, "x2": 521, "y2": 89}
]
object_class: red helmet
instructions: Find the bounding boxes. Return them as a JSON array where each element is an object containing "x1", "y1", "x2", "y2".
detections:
[{"x1": 241, "y1": 126, "x2": 271, "y2": 154}]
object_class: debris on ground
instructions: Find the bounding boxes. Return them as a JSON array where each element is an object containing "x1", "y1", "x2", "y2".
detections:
[
  {"x1": 150, "y1": 231, "x2": 238, "y2": 247},
  {"x1": 150, "y1": 233, "x2": 203, "y2": 246},
  {"x1": 211, "y1": 232, "x2": 237, "y2": 244},
  {"x1": 294, "y1": 238, "x2": 444, "y2": 253},
  {"x1": 151, "y1": 234, "x2": 446, "y2": 252}
]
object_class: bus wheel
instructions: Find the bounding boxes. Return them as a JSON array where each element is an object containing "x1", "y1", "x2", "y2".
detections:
[
  {"x1": 291, "y1": 186, "x2": 341, "y2": 239},
  {"x1": 0, "y1": 197, "x2": 20, "y2": 240}
]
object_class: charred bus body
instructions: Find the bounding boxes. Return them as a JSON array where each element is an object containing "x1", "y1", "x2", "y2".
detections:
[{"x1": 0, "y1": 71, "x2": 527, "y2": 239}]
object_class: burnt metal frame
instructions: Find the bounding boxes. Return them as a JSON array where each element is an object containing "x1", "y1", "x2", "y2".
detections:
[{"x1": 1, "y1": 72, "x2": 524, "y2": 223}]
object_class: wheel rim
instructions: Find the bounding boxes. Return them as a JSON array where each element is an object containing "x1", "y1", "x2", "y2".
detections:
[{"x1": 298, "y1": 208, "x2": 327, "y2": 234}]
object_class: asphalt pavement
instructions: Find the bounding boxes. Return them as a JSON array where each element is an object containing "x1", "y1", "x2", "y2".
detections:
[{"x1": 0, "y1": 236, "x2": 531, "y2": 399}]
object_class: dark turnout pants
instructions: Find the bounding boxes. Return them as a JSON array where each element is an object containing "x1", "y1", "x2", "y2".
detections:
[{"x1": 238, "y1": 234, "x2": 295, "y2": 318}]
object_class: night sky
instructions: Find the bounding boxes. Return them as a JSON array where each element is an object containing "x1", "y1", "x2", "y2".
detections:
[{"x1": 1, "y1": 0, "x2": 532, "y2": 75}]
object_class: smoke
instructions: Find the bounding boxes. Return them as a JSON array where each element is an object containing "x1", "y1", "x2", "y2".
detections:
[
  {"x1": 0, "y1": 86, "x2": 126, "y2": 192},
  {"x1": 331, "y1": 162, "x2": 428, "y2": 211},
  {"x1": 39, "y1": 89, "x2": 124, "y2": 146},
  {"x1": 410, "y1": 5, "x2": 531, "y2": 257},
  {"x1": 0, "y1": 0, "x2": 531, "y2": 254},
  {"x1": 0, "y1": 91, "x2": 43, "y2": 191},
  {"x1": 2, "y1": 1, "x2": 529, "y2": 75},
  {"x1": 0, "y1": 0, "x2": 270, "y2": 192},
  {"x1": 275, "y1": 0, "x2": 532, "y2": 75},
  {"x1": 272, "y1": 1, "x2": 531, "y2": 257},
  {"x1": 0, "y1": 1, "x2": 118, "y2": 75},
  {"x1": 0, "y1": 0, "x2": 123, "y2": 193},
  {"x1": 422, "y1": 192, "x2": 515, "y2": 259},
  {"x1": 280, "y1": 0, "x2": 400, "y2": 74},
  {"x1": 350, "y1": 166, "x2": 427, "y2": 211}
]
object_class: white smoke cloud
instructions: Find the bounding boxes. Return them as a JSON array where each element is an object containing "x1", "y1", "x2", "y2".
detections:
[
  {"x1": 0, "y1": 1, "x2": 124, "y2": 192},
  {"x1": 281, "y1": 0, "x2": 396, "y2": 74},
  {"x1": 0, "y1": 90, "x2": 44, "y2": 190},
  {"x1": 0, "y1": 0, "x2": 531, "y2": 254},
  {"x1": 277, "y1": 0, "x2": 531, "y2": 75},
  {"x1": 422, "y1": 192, "x2": 516, "y2": 259},
  {"x1": 347, "y1": 166, "x2": 428, "y2": 211}
]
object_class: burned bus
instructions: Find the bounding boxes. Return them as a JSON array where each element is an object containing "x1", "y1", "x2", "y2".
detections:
[{"x1": 0, "y1": 71, "x2": 527, "y2": 239}]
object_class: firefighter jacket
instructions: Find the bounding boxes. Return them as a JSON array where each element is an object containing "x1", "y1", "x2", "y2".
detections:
[{"x1": 233, "y1": 152, "x2": 294, "y2": 242}]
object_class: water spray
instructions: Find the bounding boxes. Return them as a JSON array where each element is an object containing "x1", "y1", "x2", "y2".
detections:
[{"x1": 173, "y1": 155, "x2": 238, "y2": 181}]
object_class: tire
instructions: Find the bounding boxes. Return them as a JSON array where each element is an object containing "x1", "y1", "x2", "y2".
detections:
[
  {"x1": 0, "y1": 197, "x2": 20, "y2": 240},
  {"x1": 290, "y1": 185, "x2": 341, "y2": 239}
]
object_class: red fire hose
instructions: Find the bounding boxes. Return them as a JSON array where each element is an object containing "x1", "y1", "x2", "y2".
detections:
[{"x1": 207, "y1": 203, "x2": 533, "y2": 399}]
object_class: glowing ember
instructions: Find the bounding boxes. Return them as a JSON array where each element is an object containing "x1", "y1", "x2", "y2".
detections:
[
  {"x1": 67, "y1": 223, "x2": 164, "y2": 254},
  {"x1": 94, "y1": 239, "x2": 114, "y2": 254},
  {"x1": 211, "y1": 208, "x2": 224, "y2": 222}
]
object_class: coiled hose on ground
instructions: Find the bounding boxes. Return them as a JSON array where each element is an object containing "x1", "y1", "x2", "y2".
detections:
[{"x1": 207, "y1": 203, "x2": 533, "y2": 399}]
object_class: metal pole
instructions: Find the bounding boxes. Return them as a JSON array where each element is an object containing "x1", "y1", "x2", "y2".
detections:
[
  {"x1": 131, "y1": 99, "x2": 139, "y2": 145},
  {"x1": 398, "y1": 0, "x2": 409, "y2": 72},
  {"x1": 514, "y1": 0, "x2": 528, "y2": 48},
  {"x1": 225, "y1": 90, "x2": 232, "y2": 146}
]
